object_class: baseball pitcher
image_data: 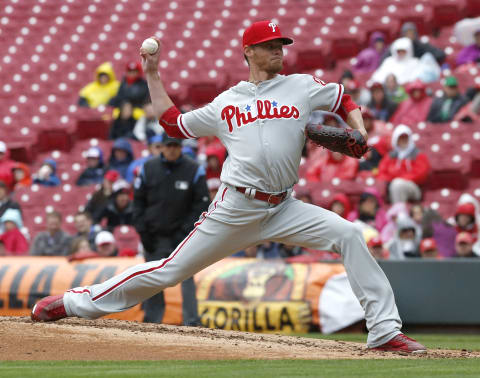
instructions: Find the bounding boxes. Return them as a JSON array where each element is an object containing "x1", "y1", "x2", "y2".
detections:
[{"x1": 32, "y1": 20, "x2": 425, "y2": 354}]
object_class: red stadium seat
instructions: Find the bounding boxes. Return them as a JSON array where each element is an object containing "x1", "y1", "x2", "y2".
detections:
[
  {"x1": 470, "y1": 159, "x2": 480, "y2": 178},
  {"x1": 295, "y1": 49, "x2": 331, "y2": 71},
  {"x1": 113, "y1": 225, "x2": 140, "y2": 254},
  {"x1": 431, "y1": 0, "x2": 466, "y2": 29},
  {"x1": 329, "y1": 35, "x2": 365, "y2": 61},
  {"x1": 1, "y1": 0, "x2": 479, "y2": 244},
  {"x1": 37, "y1": 129, "x2": 74, "y2": 152},
  {"x1": 8, "y1": 140, "x2": 38, "y2": 164},
  {"x1": 423, "y1": 188, "x2": 462, "y2": 218},
  {"x1": 427, "y1": 169, "x2": 468, "y2": 190},
  {"x1": 188, "y1": 82, "x2": 221, "y2": 106},
  {"x1": 466, "y1": 0, "x2": 480, "y2": 17}
]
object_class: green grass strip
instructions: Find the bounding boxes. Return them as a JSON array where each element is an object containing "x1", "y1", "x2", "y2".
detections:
[{"x1": 1, "y1": 359, "x2": 480, "y2": 378}]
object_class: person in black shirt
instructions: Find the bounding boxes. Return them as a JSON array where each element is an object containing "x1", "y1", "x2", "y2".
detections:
[
  {"x1": 109, "y1": 61, "x2": 150, "y2": 110},
  {"x1": 85, "y1": 169, "x2": 119, "y2": 223},
  {"x1": 133, "y1": 134, "x2": 210, "y2": 326},
  {"x1": 427, "y1": 76, "x2": 468, "y2": 123},
  {"x1": 76, "y1": 147, "x2": 105, "y2": 186},
  {"x1": 98, "y1": 179, "x2": 134, "y2": 231},
  {"x1": 367, "y1": 82, "x2": 397, "y2": 121},
  {"x1": 109, "y1": 102, "x2": 137, "y2": 140}
]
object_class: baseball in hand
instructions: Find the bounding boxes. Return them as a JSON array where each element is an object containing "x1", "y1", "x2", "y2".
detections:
[{"x1": 141, "y1": 38, "x2": 158, "y2": 54}]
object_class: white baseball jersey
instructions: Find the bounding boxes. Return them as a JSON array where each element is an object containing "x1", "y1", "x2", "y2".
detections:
[{"x1": 178, "y1": 74, "x2": 344, "y2": 193}]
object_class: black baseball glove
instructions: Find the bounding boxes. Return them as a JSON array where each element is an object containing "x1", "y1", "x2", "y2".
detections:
[{"x1": 305, "y1": 124, "x2": 369, "y2": 159}]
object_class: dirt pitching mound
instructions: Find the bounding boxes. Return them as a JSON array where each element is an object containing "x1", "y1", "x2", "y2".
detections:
[{"x1": 1, "y1": 317, "x2": 477, "y2": 360}]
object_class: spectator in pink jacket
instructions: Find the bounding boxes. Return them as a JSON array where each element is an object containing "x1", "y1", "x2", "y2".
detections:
[
  {"x1": 348, "y1": 188, "x2": 388, "y2": 232},
  {"x1": 377, "y1": 124, "x2": 430, "y2": 203},
  {"x1": 390, "y1": 80, "x2": 433, "y2": 126},
  {"x1": 380, "y1": 202, "x2": 409, "y2": 245},
  {"x1": 354, "y1": 32, "x2": 387, "y2": 73},
  {"x1": 456, "y1": 29, "x2": 480, "y2": 67}
]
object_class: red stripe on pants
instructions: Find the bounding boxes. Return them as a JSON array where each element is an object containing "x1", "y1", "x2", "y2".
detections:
[{"x1": 91, "y1": 187, "x2": 228, "y2": 302}]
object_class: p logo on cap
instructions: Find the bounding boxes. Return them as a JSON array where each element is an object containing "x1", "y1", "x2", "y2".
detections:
[
  {"x1": 268, "y1": 22, "x2": 277, "y2": 32},
  {"x1": 242, "y1": 20, "x2": 294, "y2": 47}
]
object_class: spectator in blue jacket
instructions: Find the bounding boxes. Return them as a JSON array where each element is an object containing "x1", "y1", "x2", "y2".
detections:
[
  {"x1": 76, "y1": 147, "x2": 105, "y2": 186},
  {"x1": 125, "y1": 135, "x2": 163, "y2": 183},
  {"x1": 33, "y1": 159, "x2": 60, "y2": 187},
  {"x1": 106, "y1": 138, "x2": 134, "y2": 179}
]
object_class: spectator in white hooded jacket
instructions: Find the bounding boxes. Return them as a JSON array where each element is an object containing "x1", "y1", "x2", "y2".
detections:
[{"x1": 371, "y1": 38, "x2": 420, "y2": 85}]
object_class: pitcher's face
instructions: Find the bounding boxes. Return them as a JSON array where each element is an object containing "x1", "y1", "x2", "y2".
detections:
[{"x1": 246, "y1": 40, "x2": 284, "y2": 74}]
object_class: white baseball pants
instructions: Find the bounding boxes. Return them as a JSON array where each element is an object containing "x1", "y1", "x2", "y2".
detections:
[{"x1": 64, "y1": 184, "x2": 402, "y2": 347}]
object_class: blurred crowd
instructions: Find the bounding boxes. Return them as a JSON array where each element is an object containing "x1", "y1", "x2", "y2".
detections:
[{"x1": 2, "y1": 19, "x2": 480, "y2": 263}]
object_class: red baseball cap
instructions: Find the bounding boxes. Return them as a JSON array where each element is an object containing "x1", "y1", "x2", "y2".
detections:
[
  {"x1": 420, "y1": 238, "x2": 437, "y2": 253},
  {"x1": 455, "y1": 202, "x2": 475, "y2": 217},
  {"x1": 456, "y1": 232, "x2": 473, "y2": 244},
  {"x1": 126, "y1": 61, "x2": 138, "y2": 70},
  {"x1": 242, "y1": 20, "x2": 293, "y2": 48},
  {"x1": 367, "y1": 236, "x2": 383, "y2": 248},
  {"x1": 104, "y1": 169, "x2": 120, "y2": 183},
  {"x1": 369, "y1": 82, "x2": 384, "y2": 90}
]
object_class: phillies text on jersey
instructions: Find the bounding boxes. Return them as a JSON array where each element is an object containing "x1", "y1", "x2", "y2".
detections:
[
  {"x1": 221, "y1": 100, "x2": 300, "y2": 132},
  {"x1": 178, "y1": 74, "x2": 343, "y2": 193}
]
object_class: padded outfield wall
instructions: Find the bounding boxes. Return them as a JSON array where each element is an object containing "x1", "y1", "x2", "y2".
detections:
[{"x1": 0, "y1": 257, "x2": 478, "y2": 332}]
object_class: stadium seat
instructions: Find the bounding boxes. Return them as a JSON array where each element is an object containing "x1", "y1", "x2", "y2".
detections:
[
  {"x1": 75, "y1": 119, "x2": 110, "y2": 140},
  {"x1": 37, "y1": 129, "x2": 74, "y2": 152},
  {"x1": 431, "y1": 0, "x2": 466, "y2": 29},
  {"x1": 329, "y1": 35, "x2": 364, "y2": 61},
  {"x1": 2, "y1": 0, "x2": 480, "y2": 251},
  {"x1": 466, "y1": 178, "x2": 480, "y2": 199},
  {"x1": 295, "y1": 49, "x2": 331, "y2": 71},
  {"x1": 8, "y1": 140, "x2": 38, "y2": 164},
  {"x1": 188, "y1": 82, "x2": 222, "y2": 106},
  {"x1": 470, "y1": 159, "x2": 480, "y2": 178},
  {"x1": 427, "y1": 169, "x2": 468, "y2": 190},
  {"x1": 465, "y1": 0, "x2": 480, "y2": 17},
  {"x1": 423, "y1": 188, "x2": 462, "y2": 218},
  {"x1": 113, "y1": 225, "x2": 141, "y2": 254}
]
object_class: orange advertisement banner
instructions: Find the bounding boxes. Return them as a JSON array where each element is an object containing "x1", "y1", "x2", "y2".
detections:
[
  {"x1": 194, "y1": 258, "x2": 346, "y2": 330},
  {"x1": 0, "y1": 257, "x2": 147, "y2": 321},
  {"x1": 0, "y1": 257, "x2": 346, "y2": 331}
]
